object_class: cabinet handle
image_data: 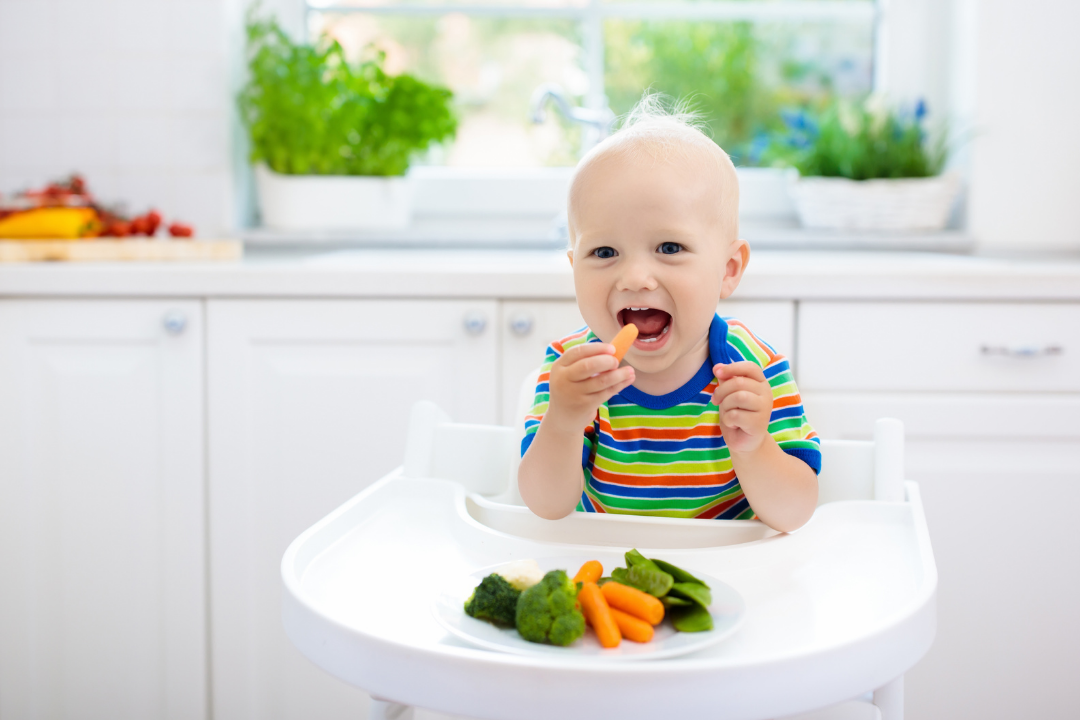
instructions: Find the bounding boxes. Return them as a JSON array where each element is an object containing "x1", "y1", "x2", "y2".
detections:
[
  {"x1": 163, "y1": 310, "x2": 187, "y2": 335},
  {"x1": 980, "y1": 344, "x2": 1063, "y2": 358},
  {"x1": 463, "y1": 311, "x2": 487, "y2": 336},
  {"x1": 509, "y1": 313, "x2": 534, "y2": 337}
]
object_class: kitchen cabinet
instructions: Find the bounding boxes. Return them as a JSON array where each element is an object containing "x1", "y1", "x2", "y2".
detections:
[
  {"x1": 0, "y1": 299, "x2": 207, "y2": 720},
  {"x1": 799, "y1": 301, "x2": 1080, "y2": 720},
  {"x1": 206, "y1": 299, "x2": 498, "y2": 720},
  {"x1": 499, "y1": 299, "x2": 796, "y2": 426}
]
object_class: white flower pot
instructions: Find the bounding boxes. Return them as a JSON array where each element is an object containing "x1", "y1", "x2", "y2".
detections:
[
  {"x1": 788, "y1": 172, "x2": 961, "y2": 231},
  {"x1": 254, "y1": 164, "x2": 412, "y2": 231}
]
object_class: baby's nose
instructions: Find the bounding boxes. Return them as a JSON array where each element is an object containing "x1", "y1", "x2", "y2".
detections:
[{"x1": 616, "y1": 258, "x2": 659, "y2": 292}]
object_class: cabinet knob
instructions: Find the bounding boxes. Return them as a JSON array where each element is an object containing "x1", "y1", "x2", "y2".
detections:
[
  {"x1": 463, "y1": 311, "x2": 487, "y2": 336},
  {"x1": 163, "y1": 310, "x2": 187, "y2": 335},
  {"x1": 509, "y1": 313, "x2": 534, "y2": 337}
]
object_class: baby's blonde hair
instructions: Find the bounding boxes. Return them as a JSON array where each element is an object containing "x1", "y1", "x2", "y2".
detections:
[{"x1": 568, "y1": 93, "x2": 740, "y2": 245}]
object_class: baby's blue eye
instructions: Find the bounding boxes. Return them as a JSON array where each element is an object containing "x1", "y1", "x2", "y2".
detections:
[
  {"x1": 593, "y1": 246, "x2": 616, "y2": 259},
  {"x1": 658, "y1": 242, "x2": 682, "y2": 255}
]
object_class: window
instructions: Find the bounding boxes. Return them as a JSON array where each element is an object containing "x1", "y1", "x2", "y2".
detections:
[
  {"x1": 302, "y1": 0, "x2": 881, "y2": 224},
  {"x1": 306, "y1": 1, "x2": 877, "y2": 167}
]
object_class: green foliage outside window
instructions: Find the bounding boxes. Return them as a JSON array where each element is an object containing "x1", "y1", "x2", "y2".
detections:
[
  {"x1": 238, "y1": 14, "x2": 458, "y2": 176},
  {"x1": 604, "y1": 21, "x2": 845, "y2": 162}
]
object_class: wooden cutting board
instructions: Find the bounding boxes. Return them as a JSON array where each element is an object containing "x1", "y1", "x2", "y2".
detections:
[{"x1": 0, "y1": 239, "x2": 243, "y2": 262}]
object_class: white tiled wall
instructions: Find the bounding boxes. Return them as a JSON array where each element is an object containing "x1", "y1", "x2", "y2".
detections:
[{"x1": 0, "y1": 0, "x2": 235, "y2": 237}]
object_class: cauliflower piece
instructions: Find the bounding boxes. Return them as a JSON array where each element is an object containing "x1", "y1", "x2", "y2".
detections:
[{"x1": 496, "y1": 559, "x2": 543, "y2": 591}]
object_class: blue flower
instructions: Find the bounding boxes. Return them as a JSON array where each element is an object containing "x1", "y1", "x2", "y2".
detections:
[{"x1": 914, "y1": 98, "x2": 927, "y2": 122}]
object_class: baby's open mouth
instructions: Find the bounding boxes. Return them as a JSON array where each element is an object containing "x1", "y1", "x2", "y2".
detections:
[{"x1": 618, "y1": 307, "x2": 671, "y2": 344}]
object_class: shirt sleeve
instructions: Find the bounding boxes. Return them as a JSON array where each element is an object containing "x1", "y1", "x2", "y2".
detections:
[
  {"x1": 520, "y1": 338, "x2": 595, "y2": 467},
  {"x1": 724, "y1": 320, "x2": 821, "y2": 474}
]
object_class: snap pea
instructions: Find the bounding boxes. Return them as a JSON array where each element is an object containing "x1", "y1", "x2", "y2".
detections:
[
  {"x1": 610, "y1": 564, "x2": 675, "y2": 597},
  {"x1": 668, "y1": 582, "x2": 712, "y2": 608},
  {"x1": 651, "y1": 558, "x2": 710, "y2": 589},
  {"x1": 670, "y1": 603, "x2": 714, "y2": 632}
]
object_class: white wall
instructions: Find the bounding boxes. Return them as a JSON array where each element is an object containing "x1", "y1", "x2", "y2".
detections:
[
  {"x1": 966, "y1": 0, "x2": 1080, "y2": 253},
  {"x1": 0, "y1": 0, "x2": 235, "y2": 238}
]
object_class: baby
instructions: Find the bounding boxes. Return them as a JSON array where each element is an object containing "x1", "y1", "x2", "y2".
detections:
[{"x1": 518, "y1": 100, "x2": 821, "y2": 532}]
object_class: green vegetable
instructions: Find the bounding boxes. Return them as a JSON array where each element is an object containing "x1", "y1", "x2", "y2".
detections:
[
  {"x1": 515, "y1": 570, "x2": 586, "y2": 646},
  {"x1": 619, "y1": 549, "x2": 716, "y2": 632},
  {"x1": 670, "y1": 603, "x2": 714, "y2": 633},
  {"x1": 619, "y1": 550, "x2": 674, "y2": 596},
  {"x1": 625, "y1": 548, "x2": 659, "y2": 571},
  {"x1": 660, "y1": 595, "x2": 693, "y2": 608},
  {"x1": 464, "y1": 573, "x2": 521, "y2": 627},
  {"x1": 238, "y1": 12, "x2": 457, "y2": 177},
  {"x1": 626, "y1": 564, "x2": 674, "y2": 597},
  {"x1": 652, "y1": 558, "x2": 710, "y2": 589},
  {"x1": 669, "y1": 582, "x2": 712, "y2": 608}
]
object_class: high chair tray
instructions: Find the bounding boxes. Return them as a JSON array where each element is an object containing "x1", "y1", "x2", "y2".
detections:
[{"x1": 282, "y1": 471, "x2": 936, "y2": 720}]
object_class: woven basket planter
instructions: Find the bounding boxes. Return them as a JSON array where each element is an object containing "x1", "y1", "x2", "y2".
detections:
[{"x1": 788, "y1": 172, "x2": 961, "y2": 231}]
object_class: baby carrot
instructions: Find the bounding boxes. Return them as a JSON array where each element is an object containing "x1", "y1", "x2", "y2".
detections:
[
  {"x1": 578, "y1": 581, "x2": 621, "y2": 648},
  {"x1": 573, "y1": 560, "x2": 603, "y2": 585},
  {"x1": 609, "y1": 607, "x2": 654, "y2": 643},
  {"x1": 611, "y1": 324, "x2": 639, "y2": 362},
  {"x1": 601, "y1": 581, "x2": 665, "y2": 626}
]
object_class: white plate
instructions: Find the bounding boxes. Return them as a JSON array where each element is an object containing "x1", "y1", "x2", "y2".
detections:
[{"x1": 432, "y1": 554, "x2": 745, "y2": 661}]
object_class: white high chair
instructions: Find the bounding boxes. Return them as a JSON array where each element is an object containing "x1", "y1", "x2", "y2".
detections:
[{"x1": 280, "y1": 374, "x2": 935, "y2": 720}]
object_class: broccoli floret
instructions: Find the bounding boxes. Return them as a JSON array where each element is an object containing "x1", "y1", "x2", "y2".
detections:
[
  {"x1": 515, "y1": 569, "x2": 586, "y2": 646},
  {"x1": 464, "y1": 573, "x2": 521, "y2": 627}
]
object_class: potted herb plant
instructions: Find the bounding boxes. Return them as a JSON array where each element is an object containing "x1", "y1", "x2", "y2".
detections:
[
  {"x1": 239, "y1": 16, "x2": 457, "y2": 230},
  {"x1": 766, "y1": 97, "x2": 958, "y2": 231}
]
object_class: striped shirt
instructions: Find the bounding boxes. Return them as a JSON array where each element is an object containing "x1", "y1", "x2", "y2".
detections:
[{"x1": 521, "y1": 314, "x2": 820, "y2": 520}]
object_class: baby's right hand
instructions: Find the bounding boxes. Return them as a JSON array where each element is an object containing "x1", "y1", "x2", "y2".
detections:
[{"x1": 546, "y1": 342, "x2": 635, "y2": 430}]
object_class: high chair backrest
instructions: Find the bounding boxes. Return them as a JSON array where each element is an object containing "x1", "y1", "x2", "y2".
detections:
[
  {"x1": 508, "y1": 367, "x2": 906, "y2": 506},
  {"x1": 402, "y1": 401, "x2": 518, "y2": 497}
]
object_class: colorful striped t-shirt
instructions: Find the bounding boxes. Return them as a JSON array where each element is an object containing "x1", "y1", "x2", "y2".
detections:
[{"x1": 521, "y1": 314, "x2": 820, "y2": 520}]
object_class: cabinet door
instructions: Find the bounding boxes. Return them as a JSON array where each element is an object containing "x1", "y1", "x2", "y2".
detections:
[
  {"x1": 499, "y1": 300, "x2": 796, "y2": 426},
  {"x1": 803, "y1": 390, "x2": 1080, "y2": 720},
  {"x1": 0, "y1": 300, "x2": 207, "y2": 720},
  {"x1": 207, "y1": 299, "x2": 497, "y2": 720}
]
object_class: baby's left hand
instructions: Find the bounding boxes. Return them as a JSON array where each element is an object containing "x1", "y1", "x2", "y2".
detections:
[{"x1": 711, "y1": 362, "x2": 773, "y2": 453}]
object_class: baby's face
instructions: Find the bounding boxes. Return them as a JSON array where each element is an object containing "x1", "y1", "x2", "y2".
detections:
[{"x1": 568, "y1": 152, "x2": 746, "y2": 379}]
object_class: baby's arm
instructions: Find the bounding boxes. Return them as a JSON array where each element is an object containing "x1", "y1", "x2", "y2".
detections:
[
  {"x1": 519, "y1": 343, "x2": 635, "y2": 520},
  {"x1": 712, "y1": 362, "x2": 819, "y2": 532}
]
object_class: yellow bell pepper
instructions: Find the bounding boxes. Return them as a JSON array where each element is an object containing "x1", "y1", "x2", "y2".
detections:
[{"x1": 0, "y1": 207, "x2": 101, "y2": 239}]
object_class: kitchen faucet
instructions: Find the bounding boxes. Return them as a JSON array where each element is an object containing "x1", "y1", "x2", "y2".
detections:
[{"x1": 529, "y1": 83, "x2": 615, "y2": 155}]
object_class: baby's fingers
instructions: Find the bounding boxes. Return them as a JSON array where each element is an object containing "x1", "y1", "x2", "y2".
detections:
[
  {"x1": 559, "y1": 342, "x2": 615, "y2": 366},
  {"x1": 562, "y1": 352, "x2": 621, "y2": 381},
  {"x1": 578, "y1": 366, "x2": 634, "y2": 395},
  {"x1": 714, "y1": 361, "x2": 767, "y2": 383}
]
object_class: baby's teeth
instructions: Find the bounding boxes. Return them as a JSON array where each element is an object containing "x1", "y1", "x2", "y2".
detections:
[{"x1": 661, "y1": 325, "x2": 669, "y2": 334}]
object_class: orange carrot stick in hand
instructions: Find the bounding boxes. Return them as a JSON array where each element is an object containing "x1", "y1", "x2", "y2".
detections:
[
  {"x1": 611, "y1": 324, "x2": 639, "y2": 362},
  {"x1": 573, "y1": 560, "x2": 603, "y2": 585},
  {"x1": 601, "y1": 581, "x2": 665, "y2": 626},
  {"x1": 609, "y1": 607, "x2": 654, "y2": 643},
  {"x1": 578, "y1": 581, "x2": 621, "y2": 648}
]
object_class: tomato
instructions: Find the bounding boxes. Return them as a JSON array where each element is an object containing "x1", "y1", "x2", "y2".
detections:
[
  {"x1": 145, "y1": 210, "x2": 162, "y2": 235},
  {"x1": 168, "y1": 222, "x2": 194, "y2": 238},
  {"x1": 130, "y1": 215, "x2": 151, "y2": 235}
]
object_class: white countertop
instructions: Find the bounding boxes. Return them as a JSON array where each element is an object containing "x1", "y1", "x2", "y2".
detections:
[{"x1": 2, "y1": 248, "x2": 1080, "y2": 300}]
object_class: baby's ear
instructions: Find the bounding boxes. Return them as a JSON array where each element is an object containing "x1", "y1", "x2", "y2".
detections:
[
  {"x1": 566, "y1": 248, "x2": 574, "y2": 267},
  {"x1": 719, "y1": 238, "x2": 750, "y2": 299}
]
